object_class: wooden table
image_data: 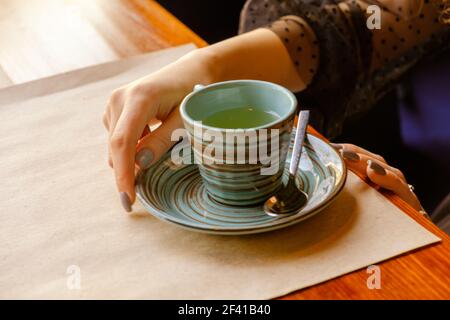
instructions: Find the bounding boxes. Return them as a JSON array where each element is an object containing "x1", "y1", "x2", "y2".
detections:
[{"x1": 1, "y1": 0, "x2": 449, "y2": 299}]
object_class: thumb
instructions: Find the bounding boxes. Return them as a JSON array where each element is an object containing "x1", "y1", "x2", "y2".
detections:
[{"x1": 135, "y1": 108, "x2": 183, "y2": 169}]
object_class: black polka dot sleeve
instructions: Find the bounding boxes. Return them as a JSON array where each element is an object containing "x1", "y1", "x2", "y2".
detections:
[
  {"x1": 239, "y1": 0, "x2": 450, "y2": 137},
  {"x1": 267, "y1": 15, "x2": 319, "y2": 87}
]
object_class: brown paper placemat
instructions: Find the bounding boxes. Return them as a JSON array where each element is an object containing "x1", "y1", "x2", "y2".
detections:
[
  {"x1": 0, "y1": 66, "x2": 12, "y2": 89},
  {"x1": 0, "y1": 44, "x2": 440, "y2": 299}
]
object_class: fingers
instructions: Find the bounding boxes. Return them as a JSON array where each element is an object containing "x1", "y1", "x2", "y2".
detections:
[
  {"x1": 340, "y1": 149, "x2": 369, "y2": 174},
  {"x1": 135, "y1": 108, "x2": 183, "y2": 170},
  {"x1": 332, "y1": 143, "x2": 423, "y2": 211},
  {"x1": 105, "y1": 119, "x2": 150, "y2": 169},
  {"x1": 140, "y1": 125, "x2": 151, "y2": 139},
  {"x1": 366, "y1": 160, "x2": 422, "y2": 211},
  {"x1": 104, "y1": 82, "x2": 168, "y2": 213},
  {"x1": 102, "y1": 112, "x2": 114, "y2": 168},
  {"x1": 340, "y1": 148, "x2": 407, "y2": 185},
  {"x1": 331, "y1": 143, "x2": 386, "y2": 164},
  {"x1": 102, "y1": 112, "x2": 110, "y2": 130},
  {"x1": 109, "y1": 99, "x2": 156, "y2": 211},
  {"x1": 105, "y1": 91, "x2": 125, "y2": 169},
  {"x1": 104, "y1": 76, "x2": 183, "y2": 213},
  {"x1": 333, "y1": 143, "x2": 406, "y2": 182}
]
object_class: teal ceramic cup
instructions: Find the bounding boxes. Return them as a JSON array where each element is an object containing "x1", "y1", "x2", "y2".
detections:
[{"x1": 180, "y1": 80, "x2": 297, "y2": 206}]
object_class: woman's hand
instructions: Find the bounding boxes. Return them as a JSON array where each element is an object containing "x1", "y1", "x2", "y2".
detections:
[
  {"x1": 103, "y1": 29, "x2": 305, "y2": 212},
  {"x1": 103, "y1": 49, "x2": 216, "y2": 212},
  {"x1": 332, "y1": 143, "x2": 425, "y2": 213}
]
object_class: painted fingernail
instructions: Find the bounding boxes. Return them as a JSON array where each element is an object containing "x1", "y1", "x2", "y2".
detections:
[
  {"x1": 342, "y1": 150, "x2": 360, "y2": 162},
  {"x1": 330, "y1": 143, "x2": 343, "y2": 150},
  {"x1": 119, "y1": 192, "x2": 132, "y2": 212},
  {"x1": 367, "y1": 160, "x2": 386, "y2": 176},
  {"x1": 136, "y1": 148, "x2": 154, "y2": 170}
]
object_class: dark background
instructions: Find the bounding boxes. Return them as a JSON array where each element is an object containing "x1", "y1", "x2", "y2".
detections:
[
  {"x1": 157, "y1": 0, "x2": 246, "y2": 43},
  {"x1": 156, "y1": 0, "x2": 449, "y2": 212}
]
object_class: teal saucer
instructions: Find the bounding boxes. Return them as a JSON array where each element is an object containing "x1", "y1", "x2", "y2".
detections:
[{"x1": 136, "y1": 133, "x2": 346, "y2": 235}]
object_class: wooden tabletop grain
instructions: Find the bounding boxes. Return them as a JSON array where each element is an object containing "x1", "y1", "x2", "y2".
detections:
[{"x1": 1, "y1": 0, "x2": 448, "y2": 299}]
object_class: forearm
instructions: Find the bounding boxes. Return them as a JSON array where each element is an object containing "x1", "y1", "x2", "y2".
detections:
[
  {"x1": 159, "y1": 28, "x2": 305, "y2": 97},
  {"x1": 200, "y1": 28, "x2": 305, "y2": 92}
]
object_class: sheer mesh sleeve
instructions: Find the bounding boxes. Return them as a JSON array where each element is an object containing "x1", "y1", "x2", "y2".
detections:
[
  {"x1": 240, "y1": 0, "x2": 450, "y2": 137},
  {"x1": 266, "y1": 15, "x2": 320, "y2": 88}
]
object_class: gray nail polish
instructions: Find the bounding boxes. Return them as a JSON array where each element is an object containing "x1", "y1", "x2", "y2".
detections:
[
  {"x1": 120, "y1": 192, "x2": 132, "y2": 212},
  {"x1": 368, "y1": 160, "x2": 386, "y2": 176},
  {"x1": 342, "y1": 150, "x2": 360, "y2": 162},
  {"x1": 330, "y1": 143, "x2": 343, "y2": 150},
  {"x1": 136, "y1": 148, "x2": 154, "y2": 169}
]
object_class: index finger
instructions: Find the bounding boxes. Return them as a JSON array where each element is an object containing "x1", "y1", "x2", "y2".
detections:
[
  {"x1": 109, "y1": 102, "x2": 152, "y2": 210},
  {"x1": 334, "y1": 143, "x2": 387, "y2": 164}
]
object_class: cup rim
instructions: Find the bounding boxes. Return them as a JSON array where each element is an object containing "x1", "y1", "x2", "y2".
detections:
[{"x1": 179, "y1": 80, "x2": 297, "y2": 131}]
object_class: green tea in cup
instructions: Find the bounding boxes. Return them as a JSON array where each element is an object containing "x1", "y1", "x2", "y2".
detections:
[{"x1": 202, "y1": 106, "x2": 280, "y2": 129}]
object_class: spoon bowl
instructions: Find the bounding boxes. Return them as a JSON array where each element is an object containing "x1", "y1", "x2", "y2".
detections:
[
  {"x1": 264, "y1": 175, "x2": 308, "y2": 216},
  {"x1": 264, "y1": 110, "x2": 310, "y2": 217}
]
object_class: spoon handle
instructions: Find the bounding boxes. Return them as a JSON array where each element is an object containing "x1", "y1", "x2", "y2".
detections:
[{"x1": 289, "y1": 110, "x2": 310, "y2": 176}]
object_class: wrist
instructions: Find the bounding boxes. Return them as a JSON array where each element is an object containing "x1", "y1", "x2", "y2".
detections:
[
  {"x1": 146, "y1": 47, "x2": 219, "y2": 103},
  {"x1": 178, "y1": 47, "x2": 221, "y2": 87}
]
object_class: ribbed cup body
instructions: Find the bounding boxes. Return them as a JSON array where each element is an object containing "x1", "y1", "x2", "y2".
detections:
[{"x1": 183, "y1": 118, "x2": 294, "y2": 206}]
